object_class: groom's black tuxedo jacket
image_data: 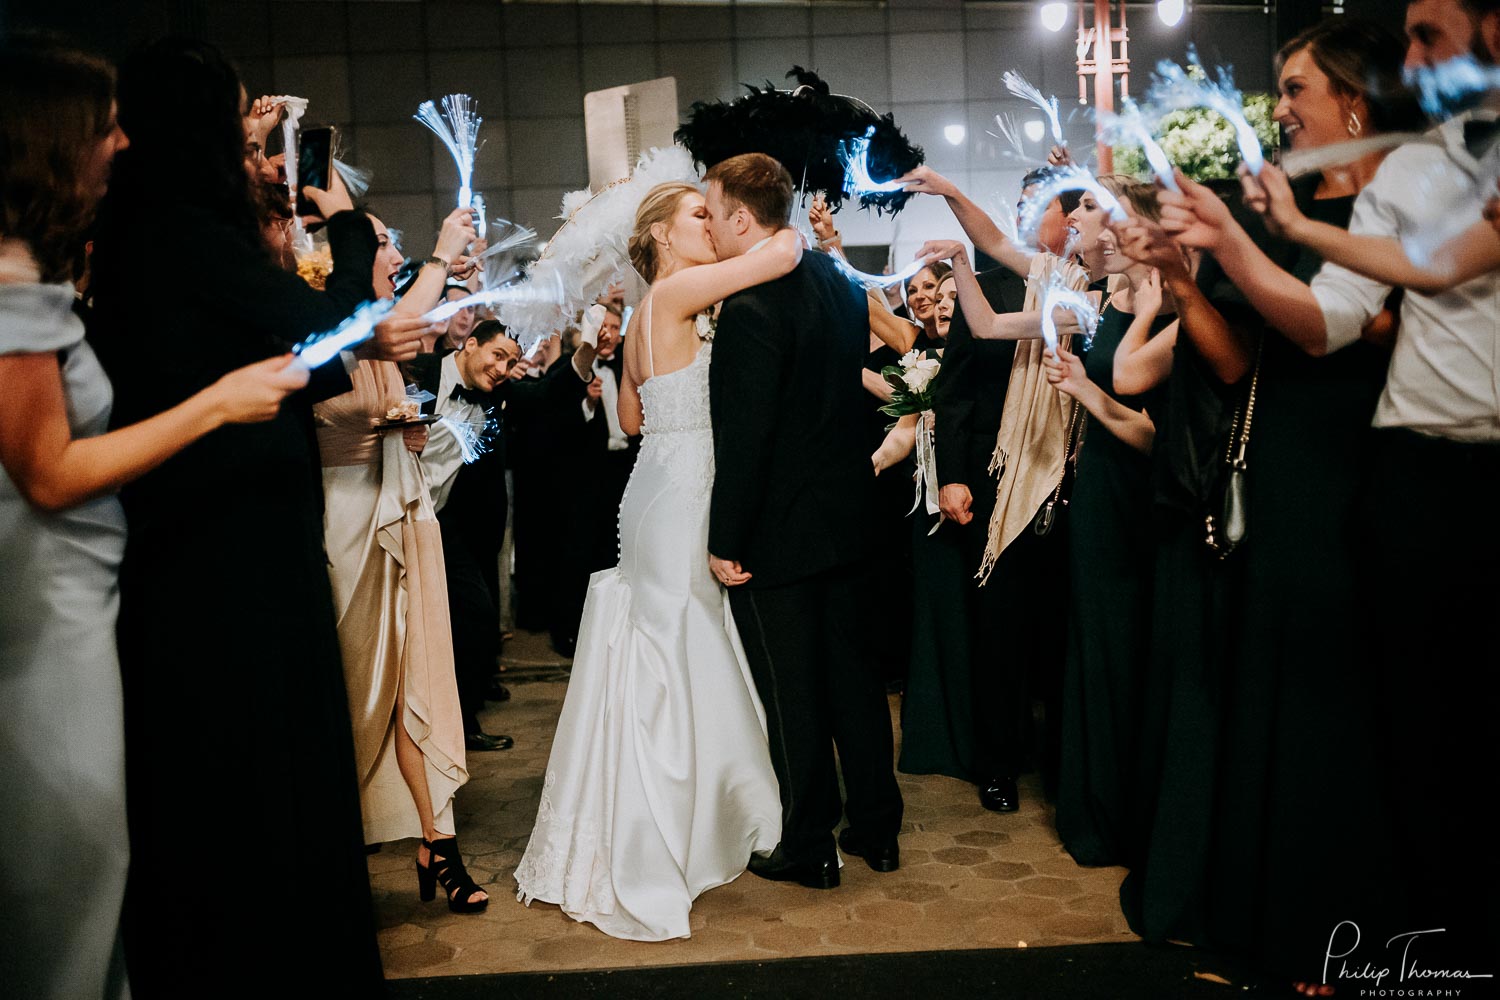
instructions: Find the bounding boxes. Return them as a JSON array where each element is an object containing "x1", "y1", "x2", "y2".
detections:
[{"x1": 708, "y1": 249, "x2": 875, "y2": 589}]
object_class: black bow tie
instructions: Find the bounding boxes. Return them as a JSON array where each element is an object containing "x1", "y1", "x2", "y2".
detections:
[
  {"x1": 450, "y1": 383, "x2": 486, "y2": 405},
  {"x1": 1464, "y1": 118, "x2": 1500, "y2": 158}
]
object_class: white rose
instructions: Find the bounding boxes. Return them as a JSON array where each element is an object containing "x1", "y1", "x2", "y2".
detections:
[
  {"x1": 695, "y1": 312, "x2": 716, "y2": 342},
  {"x1": 899, "y1": 349, "x2": 921, "y2": 369},
  {"x1": 902, "y1": 366, "x2": 934, "y2": 393}
]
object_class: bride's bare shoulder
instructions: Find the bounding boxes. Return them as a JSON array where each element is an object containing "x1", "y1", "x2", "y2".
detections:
[
  {"x1": 639, "y1": 286, "x2": 700, "y2": 338},
  {"x1": 628, "y1": 286, "x2": 705, "y2": 379}
]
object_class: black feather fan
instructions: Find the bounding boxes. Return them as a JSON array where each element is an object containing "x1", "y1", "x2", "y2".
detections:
[{"x1": 674, "y1": 67, "x2": 925, "y2": 216}]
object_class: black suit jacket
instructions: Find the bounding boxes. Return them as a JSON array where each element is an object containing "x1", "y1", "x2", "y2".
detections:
[
  {"x1": 708, "y1": 250, "x2": 874, "y2": 588},
  {"x1": 504, "y1": 351, "x2": 606, "y2": 475},
  {"x1": 930, "y1": 267, "x2": 1029, "y2": 491}
]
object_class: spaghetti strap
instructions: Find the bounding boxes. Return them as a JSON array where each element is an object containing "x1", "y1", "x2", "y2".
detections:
[{"x1": 644, "y1": 295, "x2": 656, "y2": 380}]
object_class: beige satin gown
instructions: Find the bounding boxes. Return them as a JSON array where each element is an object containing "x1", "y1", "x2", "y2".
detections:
[{"x1": 315, "y1": 360, "x2": 467, "y2": 843}]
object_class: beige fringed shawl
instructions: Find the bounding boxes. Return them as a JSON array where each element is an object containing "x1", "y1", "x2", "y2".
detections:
[{"x1": 976, "y1": 253, "x2": 1093, "y2": 584}]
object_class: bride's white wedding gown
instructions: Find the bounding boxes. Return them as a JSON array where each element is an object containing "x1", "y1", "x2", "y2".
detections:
[{"x1": 513, "y1": 332, "x2": 781, "y2": 942}]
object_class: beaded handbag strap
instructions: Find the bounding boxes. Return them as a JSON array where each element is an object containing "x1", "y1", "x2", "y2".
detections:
[{"x1": 1225, "y1": 339, "x2": 1263, "y2": 471}]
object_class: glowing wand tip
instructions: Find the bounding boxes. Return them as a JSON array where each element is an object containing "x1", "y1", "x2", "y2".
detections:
[
  {"x1": 291, "y1": 299, "x2": 397, "y2": 370},
  {"x1": 839, "y1": 127, "x2": 909, "y2": 196}
]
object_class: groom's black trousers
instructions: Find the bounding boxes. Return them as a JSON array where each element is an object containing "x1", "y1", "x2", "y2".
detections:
[{"x1": 728, "y1": 563, "x2": 904, "y2": 863}]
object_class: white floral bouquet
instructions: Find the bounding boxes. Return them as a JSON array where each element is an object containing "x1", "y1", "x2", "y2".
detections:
[
  {"x1": 1113, "y1": 67, "x2": 1278, "y2": 183},
  {"x1": 879, "y1": 349, "x2": 942, "y2": 419}
]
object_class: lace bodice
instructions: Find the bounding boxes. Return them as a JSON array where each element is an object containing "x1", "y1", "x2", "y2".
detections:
[{"x1": 639, "y1": 343, "x2": 712, "y2": 436}]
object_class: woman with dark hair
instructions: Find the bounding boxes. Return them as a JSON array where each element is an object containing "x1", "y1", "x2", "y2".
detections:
[
  {"x1": 907, "y1": 173, "x2": 1110, "y2": 811},
  {"x1": 1116, "y1": 17, "x2": 1422, "y2": 993},
  {"x1": 315, "y1": 205, "x2": 500, "y2": 913},
  {"x1": 0, "y1": 39, "x2": 310, "y2": 999},
  {"x1": 904, "y1": 261, "x2": 951, "y2": 351},
  {"x1": 86, "y1": 39, "x2": 389, "y2": 993},
  {"x1": 1039, "y1": 178, "x2": 1178, "y2": 869},
  {"x1": 872, "y1": 266, "x2": 981, "y2": 781}
]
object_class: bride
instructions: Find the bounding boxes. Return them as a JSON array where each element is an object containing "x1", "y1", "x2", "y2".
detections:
[{"x1": 514, "y1": 180, "x2": 803, "y2": 941}]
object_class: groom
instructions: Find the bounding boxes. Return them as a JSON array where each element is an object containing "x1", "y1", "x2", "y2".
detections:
[{"x1": 704, "y1": 152, "x2": 903, "y2": 889}]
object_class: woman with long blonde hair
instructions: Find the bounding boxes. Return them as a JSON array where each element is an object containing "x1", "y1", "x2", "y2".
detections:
[{"x1": 514, "y1": 179, "x2": 802, "y2": 941}]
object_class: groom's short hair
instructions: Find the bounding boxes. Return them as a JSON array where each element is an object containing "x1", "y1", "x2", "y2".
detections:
[{"x1": 704, "y1": 153, "x2": 794, "y2": 229}]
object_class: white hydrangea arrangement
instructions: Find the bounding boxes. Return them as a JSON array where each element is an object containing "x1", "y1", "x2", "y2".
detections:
[{"x1": 1114, "y1": 69, "x2": 1278, "y2": 182}]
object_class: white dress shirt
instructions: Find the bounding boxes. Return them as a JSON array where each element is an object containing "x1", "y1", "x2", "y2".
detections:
[
  {"x1": 583, "y1": 359, "x2": 630, "y2": 451},
  {"x1": 1310, "y1": 113, "x2": 1500, "y2": 441},
  {"x1": 423, "y1": 351, "x2": 487, "y2": 511}
]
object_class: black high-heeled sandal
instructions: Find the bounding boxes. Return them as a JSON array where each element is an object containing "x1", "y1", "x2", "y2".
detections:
[{"x1": 416, "y1": 837, "x2": 489, "y2": 913}]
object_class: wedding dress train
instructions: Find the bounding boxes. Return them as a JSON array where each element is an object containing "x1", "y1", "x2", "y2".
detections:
[{"x1": 513, "y1": 339, "x2": 781, "y2": 941}]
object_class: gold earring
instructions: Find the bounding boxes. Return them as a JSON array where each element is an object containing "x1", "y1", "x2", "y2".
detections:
[{"x1": 1347, "y1": 111, "x2": 1363, "y2": 137}]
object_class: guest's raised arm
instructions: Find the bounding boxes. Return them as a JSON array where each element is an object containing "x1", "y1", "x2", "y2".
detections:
[
  {"x1": 916, "y1": 240, "x2": 1078, "y2": 342},
  {"x1": 392, "y1": 206, "x2": 480, "y2": 317},
  {"x1": 898, "y1": 165, "x2": 1036, "y2": 278},
  {"x1": 867, "y1": 287, "x2": 919, "y2": 354},
  {"x1": 1159, "y1": 170, "x2": 1336, "y2": 356},
  {"x1": 1108, "y1": 268, "x2": 1177, "y2": 396},
  {"x1": 1114, "y1": 217, "x2": 1253, "y2": 385},
  {"x1": 1043, "y1": 345, "x2": 1154, "y2": 455},
  {"x1": 1244, "y1": 162, "x2": 1500, "y2": 296},
  {"x1": 0, "y1": 346, "x2": 307, "y2": 512}
]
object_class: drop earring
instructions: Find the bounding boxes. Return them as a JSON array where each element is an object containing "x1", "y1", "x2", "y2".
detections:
[{"x1": 1347, "y1": 110, "x2": 1363, "y2": 137}]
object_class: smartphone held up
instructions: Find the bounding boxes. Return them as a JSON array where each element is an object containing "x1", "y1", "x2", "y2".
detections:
[{"x1": 295, "y1": 125, "x2": 335, "y2": 218}]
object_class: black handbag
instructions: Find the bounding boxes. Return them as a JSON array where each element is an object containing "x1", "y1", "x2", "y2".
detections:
[{"x1": 1205, "y1": 343, "x2": 1260, "y2": 559}]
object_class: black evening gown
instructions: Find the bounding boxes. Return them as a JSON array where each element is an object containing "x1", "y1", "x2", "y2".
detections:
[
  {"x1": 895, "y1": 344, "x2": 975, "y2": 780},
  {"x1": 88, "y1": 207, "x2": 386, "y2": 996},
  {"x1": 1055, "y1": 306, "x2": 1173, "y2": 866},
  {"x1": 866, "y1": 341, "x2": 914, "y2": 690},
  {"x1": 1123, "y1": 186, "x2": 1398, "y2": 982}
]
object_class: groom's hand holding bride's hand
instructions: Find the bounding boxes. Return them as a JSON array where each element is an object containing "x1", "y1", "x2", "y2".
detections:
[{"x1": 709, "y1": 554, "x2": 752, "y2": 588}]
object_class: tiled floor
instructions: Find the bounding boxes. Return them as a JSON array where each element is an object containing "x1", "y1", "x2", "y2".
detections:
[{"x1": 370, "y1": 633, "x2": 1137, "y2": 979}]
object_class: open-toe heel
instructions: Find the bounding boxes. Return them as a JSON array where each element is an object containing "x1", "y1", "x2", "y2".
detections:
[
  {"x1": 416, "y1": 852, "x2": 437, "y2": 902},
  {"x1": 417, "y1": 837, "x2": 488, "y2": 913}
]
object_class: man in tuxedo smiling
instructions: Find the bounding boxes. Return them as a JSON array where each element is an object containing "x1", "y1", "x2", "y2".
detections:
[{"x1": 412, "y1": 322, "x2": 520, "y2": 751}]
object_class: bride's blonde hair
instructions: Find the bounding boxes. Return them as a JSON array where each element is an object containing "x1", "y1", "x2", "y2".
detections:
[{"x1": 628, "y1": 181, "x2": 700, "y2": 283}]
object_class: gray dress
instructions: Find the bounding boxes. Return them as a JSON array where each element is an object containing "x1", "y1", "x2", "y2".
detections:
[{"x1": 0, "y1": 283, "x2": 130, "y2": 999}]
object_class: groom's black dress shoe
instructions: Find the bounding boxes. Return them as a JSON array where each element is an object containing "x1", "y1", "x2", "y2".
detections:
[
  {"x1": 747, "y1": 847, "x2": 839, "y2": 889},
  {"x1": 980, "y1": 776, "x2": 1019, "y2": 813},
  {"x1": 465, "y1": 732, "x2": 514, "y2": 752},
  {"x1": 838, "y1": 828, "x2": 899, "y2": 872}
]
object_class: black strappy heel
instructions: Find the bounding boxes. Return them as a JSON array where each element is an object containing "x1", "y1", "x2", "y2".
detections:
[{"x1": 416, "y1": 837, "x2": 489, "y2": 913}]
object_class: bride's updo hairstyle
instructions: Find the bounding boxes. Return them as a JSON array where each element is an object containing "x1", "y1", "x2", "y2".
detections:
[{"x1": 628, "y1": 181, "x2": 700, "y2": 283}]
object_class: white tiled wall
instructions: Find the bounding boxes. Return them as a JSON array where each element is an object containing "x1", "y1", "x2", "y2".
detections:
[{"x1": 216, "y1": 0, "x2": 1274, "y2": 261}]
